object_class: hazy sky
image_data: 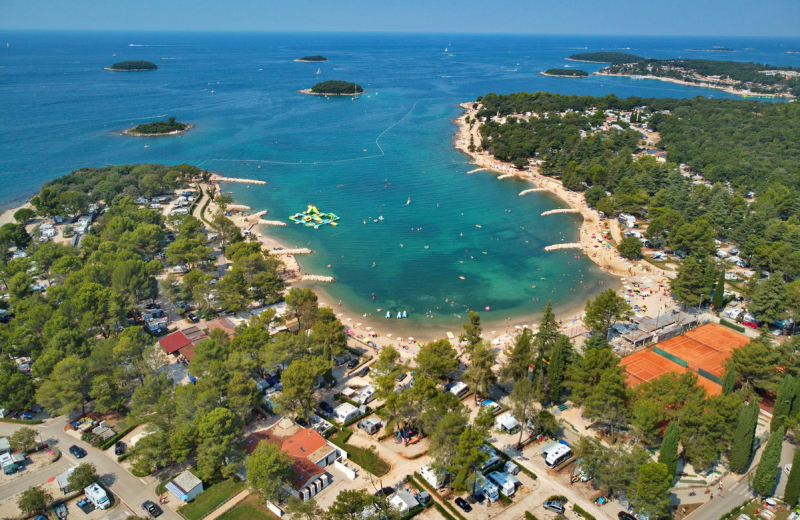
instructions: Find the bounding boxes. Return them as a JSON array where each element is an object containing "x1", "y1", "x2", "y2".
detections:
[{"x1": 2, "y1": 0, "x2": 799, "y2": 37}]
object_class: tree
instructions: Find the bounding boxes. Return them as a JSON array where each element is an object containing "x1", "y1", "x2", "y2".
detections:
[
  {"x1": 460, "y1": 311, "x2": 482, "y2": 353},
  {"x1": 658, "y1": 422, "x2": 680, "y2": 480},
  {"x1": 721, "y1": 368, "x2": 736, "y2": 395},
  {"x1": 584, "y1": 289, "x2": 631, "y2": 336},
  {"x1": 566, "y1": 348, "x2": 621, "y2": 403},
  {"x1": 274, "y1": 358, "x2": 327, "y2": 418},
  {"x1": 324, "y1": 489, "x2": 389, "y2": 520},
  {"x1": 752, "y1": 424, "x2": 784, "y2": 496},
  {"x1": 195, "y1": 407, "x2": 242, "y2": 481},
  {"x1": 463, "y1": 341, "x2": 497, "y2": 400},
  {"x1": 18, "y1": 487, "x2": 52, "y2": 516},
  {"x1": 286, "y1": 497, "x2": 322, "y2": 520},
  {"x1": 784, "y1": 447, "x2": 800, "y2": 506},
  {"x1": 547, "y1": 335, "x2": 571, "y2": 403},
  {"x1": 583, "y1": 369, "x2": 629, "y2": 437},
  {"x1": 631, "y1": 398, "x2": 662, "y2": 446},
  {"x1": 0, "y1": 361, "x2": 36, "y2": 410},
  {"x1": 618, "y1": 236, "x2": 643, "y2": 259},
  {"x1": 244, "y1": 441, "x2": 294, "y2": 503},
  {"x1": 712, "y1": 269, "x2": 726, "y2": 311},
  {"x1": 629, "y1": 462, "x2": 672, "y2": 520},
  {"x1": 13, "y1": 208, "x2": 35, "y2": 224},
  {"x1": 729, "y1": 398, "x2": 760, "y2": 473},
  {"x1": 670, "y1": 255, "x2": 714, "y2": 306},
  {"x1": 91, "y1": 374, "x2": 126, "y2": 413},
  {"x1": 728, "y1": 340, "x2": 780, "y2": 393},
  {"x1": 429, "y1": 410, "x2": 468, "y2": 470},
  {"x1": 35, "y1": 355, "x2": 92, "y2": 415},
  {"x1": 67, "y1": 463, "x2": 99, "y2": 491},
  {"x1": 9, "y1": 427, "x2": 38, "y2": 453},
  {"x1": 533, "y1": 301, "x2": 560, "y2": 360},
  {"x1": 749, "y1": 272, "x2": 788, "y2": 323},
  {"x1": 499, "y1": 328, "x2": 532, "y2": 383},
  {"x1": 0, "y1": 223, "x2": 32, "y2": 249},
  {"x1": 772, "y1": 375, "x2": 796, "y2": 431},
  {"x1": 509, "y1": 378, "x2": 537, "y2": 448},
  {"x1": 450, "y1": 427, "x2": 489, "y2": 492},
  {"x1": 415, "y1": 339, "x2": 458, "y2": 380},
  {"x1": 285, "y1": 288, "x2": 318, "y2": 327}
]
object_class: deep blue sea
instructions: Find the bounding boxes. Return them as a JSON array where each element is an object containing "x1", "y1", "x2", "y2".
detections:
[{"x1": 2, "y1": 31, "x2": 799, "y2": 335}]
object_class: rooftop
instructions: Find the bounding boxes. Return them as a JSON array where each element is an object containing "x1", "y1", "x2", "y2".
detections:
[{"x1": 158, "y1": 331, "x2": 193, "y2": 354}]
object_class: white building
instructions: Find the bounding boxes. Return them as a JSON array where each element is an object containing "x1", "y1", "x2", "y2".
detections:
[{"x1": 166, "y1": 470, "x2": 204, "y2": 502}]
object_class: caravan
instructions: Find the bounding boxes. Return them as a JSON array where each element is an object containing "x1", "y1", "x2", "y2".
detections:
[
  {"x1": 472, "y1": 474, "x2": 499, "y2": 503},
  {"x1": 542, "y1": 442, "x2": 573, "y2": 468},
  {"x1": 419, "y1": 465, "x2": 447, "y2": 489},
  {"x1": 478, "y1": 445, "x2": 502, "y2": 472},
  {"x1": 487, "y1": 471, "x2": 519, "y2": 497},
  {"x1": 84, "y1": 483, "x2": 111, "y2": 510}
]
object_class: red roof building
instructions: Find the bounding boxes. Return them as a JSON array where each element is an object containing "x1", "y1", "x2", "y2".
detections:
[{"x1": 158, "y1": 331, "x2": 193, "y2": 355}]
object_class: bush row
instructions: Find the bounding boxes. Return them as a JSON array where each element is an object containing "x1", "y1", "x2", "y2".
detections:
[
  {"x1": 572, "y1": 504, "x2": 595, "y2": 520},
  {"x1": 413, "y1": 472, "x2": 467, "y2": 520},
  {"x1": 720, "y1": 319, "x2": 746, "y2": 333},
  {"x1": 101, "y1": 423, "x2": 140, "y2": 450}
]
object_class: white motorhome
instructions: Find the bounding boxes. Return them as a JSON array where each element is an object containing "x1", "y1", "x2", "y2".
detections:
[
  {"x1": 543, "y1": 442, "x2": 573, "y2": 468},
  {"x1": 472, "y1": 474, "x2": 499, "y2": 503},
  {"x1": 478, "y1": 445, "x2": 502, "y2": 472},
  {"x1": 84, "y1": 483, "x2": 111, "y2": 510},
  {"x1": 448, "y1": 381, "x2": 468, "y2": 398},
  {"x1": 333, "y1": 403, "x2": 361, "y2": 424},
  {"x1": 419, "y1": 465, "x2": 447, "y2": 489},
  {"x1": 487, "y1": 471, "x2": 519, "y2": 497},
  {"x1": 357, "y1": 386, "x2": 375, "y2": 405}
]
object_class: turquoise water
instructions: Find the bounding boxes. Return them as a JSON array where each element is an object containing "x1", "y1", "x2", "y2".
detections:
[{"x1": 2, "y1": 32, "x2": 799, "y2": 332}]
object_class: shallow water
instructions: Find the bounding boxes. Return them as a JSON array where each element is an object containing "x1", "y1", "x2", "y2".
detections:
[{"x1": 2, "y1": 31, "x2": 798, "y2": 329}]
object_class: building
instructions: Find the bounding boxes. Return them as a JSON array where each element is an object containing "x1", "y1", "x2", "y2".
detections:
[
  {"x1": 389, "y1": 491, "x2": 419, "y2": 513},
  {"x1": 166, "y1": 470, "x2": 204, "y2": 502},
  {"x1": 158, "y1": 330, "x2": 195, "y2": 361},
  {"x1": 332, "y1": 402, "x2": 361, "y2": 424},
  {"x1": 243, "y1": 418, "x2": 344, "y2": 502},
  {"x1": 621, "y1": 311, "x2": 698, "y2": 348}
]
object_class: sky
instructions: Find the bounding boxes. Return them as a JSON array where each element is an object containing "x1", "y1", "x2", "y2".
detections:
[{"x1": 1, "y1": 0, "x2": 799, "y2": 37}]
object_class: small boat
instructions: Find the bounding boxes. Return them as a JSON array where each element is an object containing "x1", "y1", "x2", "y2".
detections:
[
  {"x1": 112, "y1": 52, "x2": 116, "y2": 56},
  {"x1": 386, "y1": 311, "x2": 391, "y2": 319},
  {"x1": 316, "y1": 68, "x2": 321, "y2": 75}
]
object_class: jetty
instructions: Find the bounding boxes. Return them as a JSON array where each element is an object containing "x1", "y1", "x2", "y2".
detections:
[
  {"x1": 467, "y1": 168, "x2": 487, "y2": 174},
  {"x1": 544, "y1": 243, "x2": 582, "y2": 251},
  {"x1": 302, "y1": 274, "x2": 335, "y2": 282},
  {"x1": 210, "y1": 174, "x2": 267, "y2": 185},
  {"x1": 541, "y1": 208, "x2": 580, "y2": 216},
  {"x1": 273, "y1": 248, "x2": 312, "y2": 255},
  {"x1": 497, "y1": 173, "x2": 515, "y2": 180},
  {"x1": 519, "y1": 188, "x2": 547, "y2": 196},
  {"x1": 227, "y1": 204, "x2": 252, "y2": 210},
  {"x1": 258, "y1": 219, "x2": 287, "y2": 227}
]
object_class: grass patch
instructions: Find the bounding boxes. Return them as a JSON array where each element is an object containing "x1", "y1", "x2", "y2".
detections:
[
  {"x1": 720, "y1": 319, "x2": 746, "y2": 333},
  {"x1": 217, "y1": 494, "x2": 278, "y2": 520},
  {"x1": 178, "y1": 478, "x2": 247, "y2": 520},
  {"x1": 328, "y1": 428, "x2": 390, "y2": 477}
]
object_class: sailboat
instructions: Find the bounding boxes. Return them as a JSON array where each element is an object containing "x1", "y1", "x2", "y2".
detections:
[
  {"x1": 444, "y1": 47, "x2": 448, "y2": 52},
  {"x1": 112, "y1": 52, "x2": 116, "y2": 57},
  {"x1": 316, "y1": 68, "x2": 321, "y2": 75}
]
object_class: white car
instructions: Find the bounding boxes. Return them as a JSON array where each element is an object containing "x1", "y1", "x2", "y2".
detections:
[{"x1": 785, "y1": 464, "x2": 793, "y2": 475}]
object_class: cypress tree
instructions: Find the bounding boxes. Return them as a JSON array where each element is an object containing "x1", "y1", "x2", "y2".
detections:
[
  {"x1": 712, "y1": 270, "x2": 726, "y2": 311},
  {"x1": 729, "y1": 398, "x2": 760, "y2": 473},
  {"x1": 658, "y1": 421, "x2": 681, "y2": 479},
  {"x1": 785, "y1": 447, "x2": 800, "y2": 506},
  {"x1": 753, "y1": 425, "x2": 785, "y2": 496},
  {"x1": 547, "y1": 335, "x2": 570, "y2": 403},
  {"x1": 772, "y1": 375, "x2": 795, "y2": 431},
  {"x1": 721, "y1": 368, "x2": 736, "y2": 395}
]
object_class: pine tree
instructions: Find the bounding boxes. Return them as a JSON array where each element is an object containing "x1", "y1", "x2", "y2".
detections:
[
  {"x1": 785, "y1": 447, "x2": 800, "y2": 506},
  {"x1": 721, "y1": 369, "x2": 736, "y2": 395},
  {"x1": 728, "y1": 398, "x2": 760, "y2": 473},
  {"x1": 752, "y1": 425, "x2": 785, "y2": 496},
  {"x1": 547, "y1": 335, "x2": 571, "y2": 403},
  {"x1": 772, "y1": 375, "x2": 795, "y2": 431},
  {"x1": 658, "y1": 421, "x2": 681, "y2": 479},
  {"x1": 712, "y1": 270, "x2": 726, "y2": 311}
]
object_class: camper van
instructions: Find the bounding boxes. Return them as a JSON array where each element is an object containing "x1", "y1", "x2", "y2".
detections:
[
  {"x1": 478, "y1": 445, "x2": 502, "y2": 472},
  {"x1": 357, "y1": 386, "x2": 375, "y2": 405},
  {"x1": 448, "y1": 381, "x2": 468, "y2": 398},
  {"x1": 487, "y1": 471, "x2": 519, "y2": 497},
  {"x1": 472, "y1": 474, "x2": 499, "y2": 503},
  {"x1": 357, "y1": 418, "x2": 382, "y2": 435},
  {"x1": 544, "y1": 443, "x2": 573, "y2": 468},
  {"x1": 84, "y1": 483, "x2": 111, "y2": 510},
  {"x1": 419, "y1": 465, "x2": 447, "y2": 489}
]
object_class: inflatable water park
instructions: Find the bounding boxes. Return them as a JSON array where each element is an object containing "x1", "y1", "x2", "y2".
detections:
[{"x1": 289, "y1": 204, "x2": 340, "y2": 228}]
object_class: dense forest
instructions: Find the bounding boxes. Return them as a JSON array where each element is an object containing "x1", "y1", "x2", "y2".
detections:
[
  {"x1": 129, "y1": 116, "x2": 188, "y2": 135},
  {"x1": 297, "y1": 55, "x2": 327, "y2": 62},
  {"x1": 543, "y1": 68, "x2": 588, "y2": 77},
  {"x1": 309, "y1": 80, "x2": 363, "y2": 94},
  {"x1": 106, "y1": 60, "x2": 158, "y2": 71},
  {"x1": 568, "y1": 52, "x2": 644, "y2": 64}
]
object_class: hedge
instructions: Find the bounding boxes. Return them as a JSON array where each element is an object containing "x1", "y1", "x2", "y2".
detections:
[
  {"x1": 720, "y1": 319, "x2": 746, "y2": 333},
  {"x1": 413, "y1": 472, "x2": 467, "y2": 520},
  {"x1": 719, "y1": 499, "x2": 753, "y2": 520},
  {"x1": 0, "y1": 417, "x2": 43, "y2": 425},
  {"x1": 525, "y1": 513, "x2": 539, "y2": 520},
  {"x1": 401, "y1": 505, "x2": 425, "y2": 519},
  {"x1": 101, "y1": 423, "x2": 140, "y2": 450},
  {"x1": 548, "y1": 495, "x2": 567, "y2": 503},
  {"x1": 572, "y1": 504, "x2": 595, "y2": 520},
  {"x1": 117, "y1": 453, "x2": 131, "y2": 462},
  {"x1": 343, "y1": 409, "x2": 374, "y2": 428},
  {"x1": 484, "y1": 442, "x2": 537, "y2": 480},
  {"x1": 433, "y1": 502, "x2": 458, "y2": 520}
]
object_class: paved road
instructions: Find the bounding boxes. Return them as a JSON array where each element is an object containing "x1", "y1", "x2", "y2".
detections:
[{"x1": 0, "y1": 417, "x2": 180, "y2": 520}]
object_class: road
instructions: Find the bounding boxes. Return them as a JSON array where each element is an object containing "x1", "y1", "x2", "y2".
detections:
[{"x1": 0, "y1": 417, "x2": 180, "y2": 519}]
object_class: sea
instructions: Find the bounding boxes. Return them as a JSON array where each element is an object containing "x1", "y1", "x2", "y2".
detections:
[{"x1": 2, "y1": 31, "x2": 799, "y2": 336}]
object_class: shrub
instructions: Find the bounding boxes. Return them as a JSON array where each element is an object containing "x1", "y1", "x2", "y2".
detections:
[
  {"x1": 572, "y1": 504, "x2": 595, "y2": 520},
  {"x1": 81, "y1": 432, "x2": 103, "y2": 447},
  {"x1": 525, "y1": 513, "x2": 540, "y2": 520},
  {"x1": 548, "y1": 495, "x2": 567, "y2": 503}
]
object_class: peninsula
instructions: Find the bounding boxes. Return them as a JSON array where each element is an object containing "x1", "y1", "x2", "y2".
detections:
[
  {"x1": 567, "y1": 52, "x2": 799, "y2": 97},
  {"x1": 541, "y1": 68, "x2": 588, "y2": 77},
  {"x1": 104, "y1": 60, "x2": 158, "y2": 71},
  {"x1": 301, "y1": 80, "x2": 364, "y2": 96},
  {"x1": 122, "y1": 116, "x2": 191, "y2": 136},
  {"x1": 294, "y1": 55, "x2": 328, "y2": 62}
]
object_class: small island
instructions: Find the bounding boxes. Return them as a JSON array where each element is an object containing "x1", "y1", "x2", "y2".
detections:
[
  {"x1": 122, "y1": 116, "x2": 192, "y2": 136},
  {"x1": 567, "y1": 52, "x2": 644, "y2": 64},
  {"x1": 105, "y1": 60, "x2": 158, "y2": 71},
  {"x1": 541, "y1": 68, "x2": 589, "y2": 77},
  {"x1": 301, "y1": 80, "x2": 364, "y2": 96},
  {"x1": 295, "y1": 55, "x2": 328, "y2": 63}
]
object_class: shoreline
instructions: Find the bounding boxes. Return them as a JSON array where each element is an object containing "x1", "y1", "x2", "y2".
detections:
[
  {"x1": 539, "y1": 71, "x2": 588, "y2": 78},
  {"x1": 594, "y1": 71, "x2": 794, "y2": 99},
  {"x1": 294, "y1": 59, "x2": 328, "y2": 63},
  {"x1": 103, "y1": 68, "x2": 157, "y2": 72},
  {"x1": 298, "y1": 88, "x2": 364, "y2": 96},
  {"x1": 121, "y1": 124, "x2": 194, "y2": 137}
]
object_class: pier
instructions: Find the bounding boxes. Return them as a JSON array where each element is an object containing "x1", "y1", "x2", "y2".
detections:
[
  {"x1": 466, "y1": 168, "x2": 487, "y2": 174},
  {"x1": 210, "y1": 174, "x2": 267, "y2": 185},
  {"x1": 544, "y1": 243, "x2": 582, "y2": 251},
  {"x1": 258, "y1": 219, "x2": 287, "y2": 226},
  {"x1": 541, "y1": 208, "x2": 580, "y2": 216},
  {"x1": 302, "y1": 274, "x2": 335, "y2": 282},
  {"x1": 497, "y1": 173, "x2": 515, "y2": 180},
  {"x1": 273, "y1": 248, "x2": 312, "y2": 255},
  {"x1": 519, "y1": 188, "x2": 547, "y2": 196}
]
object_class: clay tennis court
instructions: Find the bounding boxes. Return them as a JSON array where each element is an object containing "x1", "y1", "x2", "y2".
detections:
[
  {"x1": 657, "y1": 323, "x2": 750, "y2": 379},
  {"x1": 622, "y1": 348, "x2": 722, "y2": 395}
]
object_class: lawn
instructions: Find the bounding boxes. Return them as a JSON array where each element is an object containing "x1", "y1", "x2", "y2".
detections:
[
  {"x1": 729, "y1": 501, "x2": 791, "y2": 520},
  {"x1": 217, "y1": 494, "x2": 278, "y2": 520},
  {"x1": 329, "y1": 429, "x2": 391, "y2": 477},
  {"x1": 178, "y1": 478, "x2": 247, "y2": 520}
]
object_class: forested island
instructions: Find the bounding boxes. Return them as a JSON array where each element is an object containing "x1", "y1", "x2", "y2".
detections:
[
  {"x1": 541, "y1": 68, "x2": 588, "y2": 77},
  {"x1": 104, "y1": 60, "x2": 158, "y2": 71},
  {"x1": 567, "y1": 52, "x2": 799, "y2": 96},
  {"x1": 295, "y1": 55, "x2": 328, "y2": 62},
  {"x1": 302, "y1": 80, "x2": 364, "y2": 95},
  {"x1": 123, "y1": 116, "x2": 191, "y2": 136}
]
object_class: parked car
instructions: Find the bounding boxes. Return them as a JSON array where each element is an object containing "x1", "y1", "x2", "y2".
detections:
[
  {"x1": 375, "y1": 486, "x2": 394, "y2": 498},
  {"x1": 187, "y1": 312, "x2": 200, "y2": 323},
  {"x1": 454, "y1": 497, "x2": 472, "y2": 512},
  {"x1": 114, "y1": 442, "x2": 126, "y2": 455},
  {"x1": 142, "y1": 500, "x2": 163, "y2": 517},
  {"x1": 357, "y1": 366, "x2": 370, "y2": 377},
  {"x1": 318, "y1": 402, "x2": 334, "y2": 414},
  {"x1": 618, "y1": 512, "x2": 637, "y2": 520},
  {"x1": 415, "y1": 491, "x2": 431, "y2": 506},
  {"x1": 543, "y1": 500, "x2": 565, "y2": 514},
  {"x1": 396, "y1": 372, "x2": 408, "y2": 382},
  {"x1": 347, "y1": 358, "x2": 359, "y2": 369},
  {"x1": 69, "y1": 445, "x2": 87, "y2": 459}
]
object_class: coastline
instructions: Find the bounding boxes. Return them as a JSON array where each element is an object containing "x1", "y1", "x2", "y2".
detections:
[
  {"x1": 121, "y1": 124, "x2": 194, "y2": 137},
  {"x1": 299, "y1": 88, "x2": 364, "y2": 96},
  {"x1": 103, "y1": 67, "x2": 157, "y2": 72},
  {"x1": 539, "y1": 71, "x2": 587, "y2": 78},
  {"x1": 593, "y1": 71, "x2": 795, "y2": 99},
  {"x1": 294, "y1": 59, "x2": 328, "y2": 63}
]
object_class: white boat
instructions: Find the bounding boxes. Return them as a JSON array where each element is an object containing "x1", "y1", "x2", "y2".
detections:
[
  {"x1": 445, "y1": 47, "x2": 448, "y2": 52},
  {"x1": 112, "y1": 52, "x2": 116, "y2": 56},
  {"x1": 316, "y1": 68, "x2": 321, "y2": 75}
]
